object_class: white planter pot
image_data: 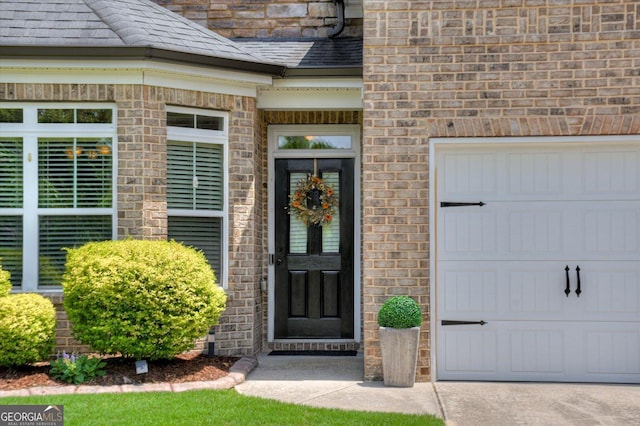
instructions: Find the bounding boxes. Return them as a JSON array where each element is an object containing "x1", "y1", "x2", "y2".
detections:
[{"x1": 379, "y1": 326, "x2": 420, "y2": 387}]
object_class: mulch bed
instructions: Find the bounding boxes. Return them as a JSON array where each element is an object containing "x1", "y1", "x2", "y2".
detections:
[{"x1": 0, "y1": 352, "x2": 238, "y2": 391}]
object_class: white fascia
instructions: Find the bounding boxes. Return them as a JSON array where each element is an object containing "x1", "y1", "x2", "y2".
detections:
[
  {"x1": 0, "y1": 59, "x2": 273, "y2": 98},
  {"x1": 257, "y1": 77, "x2": 363, "y2": 110}
]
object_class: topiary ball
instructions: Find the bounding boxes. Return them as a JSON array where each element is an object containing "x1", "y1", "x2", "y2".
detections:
[
  {"x1": 377, "y1": 296, "x2": 422, "y2": 329},
  {"x1": 62, "y1": 239, "x2": 227, "y2": 361}
]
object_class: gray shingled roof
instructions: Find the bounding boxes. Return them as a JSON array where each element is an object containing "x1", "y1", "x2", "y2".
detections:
[
  {"x1": 234, "y1": 38, "x2": 362, "y2": 72},
  {"x1": 0, "y1": 0, "x2": 285, "y2": 72}
]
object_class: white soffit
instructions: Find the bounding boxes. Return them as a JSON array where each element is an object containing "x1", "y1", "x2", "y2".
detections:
[
  {"x1": 0, "y1": 59, "x2": 272, "y2": 98},
  {"x1": 257, "y1": 78, "x2": 363, "y2": 110}
]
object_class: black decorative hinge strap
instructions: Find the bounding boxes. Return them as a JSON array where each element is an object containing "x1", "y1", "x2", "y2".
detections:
[
  {"x1": 441, "y1": 320, "x2": 487, "y2": 326},
  {"x1": 440, "y1": 201, "x2": 486, "y2": 207}
]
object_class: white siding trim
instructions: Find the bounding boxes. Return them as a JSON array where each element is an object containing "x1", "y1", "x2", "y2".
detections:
[
  {"x1": 1, "y1": 60, "x2": 271, "y2": 97},
  {"x1": 258, "y1": 87, "x2": 363, "y2": 110}
]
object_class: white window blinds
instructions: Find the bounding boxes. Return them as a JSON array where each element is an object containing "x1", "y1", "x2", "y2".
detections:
[{"x1": 167, "y1": 142, "x2": 223, "y2": 210}]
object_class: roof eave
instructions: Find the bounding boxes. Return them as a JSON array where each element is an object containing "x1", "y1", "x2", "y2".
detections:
[
  {"x1": 0, "y1": 46, "x2": 287, "y2": 77},
  {"x1": 283, "y1": 66, "x2": 362, "y2": 78}
]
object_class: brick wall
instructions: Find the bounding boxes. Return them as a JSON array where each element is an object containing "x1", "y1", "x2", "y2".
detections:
[
  {"x1": 0, "y1": 82, "x2": 263, "y2": 357},
  {"x1": 152, "y1": 0, "x2": 362, "y2": 38},
  {"x1": 362, "y1": 0, "x2": 640, "y2": 381}
]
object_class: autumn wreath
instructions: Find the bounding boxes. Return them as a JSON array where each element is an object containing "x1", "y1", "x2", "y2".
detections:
[{"x1": 289, "y1": 174, "x2": 338, "y2": 226}]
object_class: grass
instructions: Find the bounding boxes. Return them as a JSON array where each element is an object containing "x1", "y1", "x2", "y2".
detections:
[{"x1": 0, "y1": 389, "x2": 444, "y2": 426}]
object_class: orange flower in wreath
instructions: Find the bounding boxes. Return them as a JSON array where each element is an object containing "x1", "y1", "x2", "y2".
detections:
[{"x1": 289, "y1": 174, "x2": 338, "y2": 226}]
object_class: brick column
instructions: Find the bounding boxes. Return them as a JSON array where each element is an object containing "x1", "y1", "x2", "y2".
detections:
[
  {"x1": 116, "y1": 85, "x2": 167, "y2": 240},
  {"x1": 362, "y1": 1, "x2": 430, "y2": 381}
]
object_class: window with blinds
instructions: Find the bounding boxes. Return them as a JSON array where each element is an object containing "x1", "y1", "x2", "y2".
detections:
[
  {"x1": 0, "y1": 138, "x2": 22, "y2": 208},
  {"x1": 38, "y1": 138, "x2": 113, "y2": 208},
  {"x1": 168, "y1": 216, "x2": 222, "y2": 281},
  {"x1": 167, "y1": 142, "x2": 223, "y2": 211},
  {"x1": 0, "y1": 216, "x2": 23, "y2": 287},
  {"x1": 166, "y1": 107, "x2": 227, "y2": 287},
  {"x1": 0, "y1": 104, "x2": 116, "y2": 290},
  {"x1": 39, "y1": 215, "x2": 112, "y2": 287},
  {"x1": 0, "y1": 132, "x2": 23, "y2": 288}
]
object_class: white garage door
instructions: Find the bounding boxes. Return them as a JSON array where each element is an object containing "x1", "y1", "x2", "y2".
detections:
[{"x1": 436, "y1": 140, "x2": 640, "y2": 383}]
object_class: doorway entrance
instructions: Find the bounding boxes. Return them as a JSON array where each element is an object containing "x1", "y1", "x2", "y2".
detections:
[{"x1": 268, "y1": 125, "x2": 360, "y2": 343}]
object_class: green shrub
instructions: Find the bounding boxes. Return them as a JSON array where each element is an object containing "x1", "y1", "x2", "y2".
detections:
[
  {"x1": 377, "y1": 296, "x2": 423, "y2": 329},
  {"x1": 0, "y1": 294, "x2": 57, "y2": 367},
  {"x1": 0, "y1": 261, "x2": 11, "y2": 297},
  {"x1": 50, "y1": 352, "x2": 107, "y2": 384},
  {"x1": 62, "y1": 239, "x2": 227, "y2": 360}
]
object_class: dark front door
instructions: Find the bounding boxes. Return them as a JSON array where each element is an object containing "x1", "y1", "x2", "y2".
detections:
[{"x1": 274, "y1": 158, "x2": 354, "y2": 339}]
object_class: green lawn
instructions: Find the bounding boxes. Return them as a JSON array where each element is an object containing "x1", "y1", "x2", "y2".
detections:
[{"x1": 0, "y1": 389, "x2": 444, "y2": 426}]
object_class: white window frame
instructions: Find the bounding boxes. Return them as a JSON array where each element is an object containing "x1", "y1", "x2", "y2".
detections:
[
  {"x1": 166, "y1": 106, "x2": 229, "y2": 289},
  {"x1": 0, "y1": 102, "x2": 118, "y2": 292}
]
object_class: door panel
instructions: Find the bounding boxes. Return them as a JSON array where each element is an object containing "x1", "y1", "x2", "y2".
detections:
[
  {"x1": 274, "y1": 158, "x2": 354, "y2": 339},
  {"x1": 436, "y1": 142, "x2": 640, "y2": 383}
]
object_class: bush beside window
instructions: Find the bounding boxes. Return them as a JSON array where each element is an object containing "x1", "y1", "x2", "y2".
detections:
[
  {"x1": 62, "y1": 240, "x2": 227, "y2": 360},
  {"x1": 0, "y1": 262, "x2": 57, "y2": 367},
  {"x1": 0, "y1": 262, "x2": 10, "y2": 297}
]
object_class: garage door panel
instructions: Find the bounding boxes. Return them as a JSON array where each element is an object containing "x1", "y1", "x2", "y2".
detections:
[
  {"x1": 439, "y1": 322, "x2": 640, "y2": 382},
  {"x1": 582, "y1": 264, "x2": 640, "y2": 320},
  {"x1": 507, "y1": 209, "x2": 564, "y2": 254},
  {"x1": 586, "y1": 328, "x2": 640, "y2": 376},
  {"x1": 439, "y1": 262, "x2": 572, "y2": 321},
  {"x1": 442, "y1": 328, "x2": 498, "y2": 373},
  {"x1": 436, "y1": 141, "x2": 640, "y2": 383},
  {"x1": 439, "y1": 261, "x2": 640, "y2": 322},
  {"x1": 442, "y1": 210, "x2": 498, "y2": 256},
  {"x1": 440, "y1": 202, "x2": 640, "y2": 261},
  {"x1": 508, "y1": 270, "x2": 565, "y2": 315},
  {"x1": 439, "y1": 322, "x2": 570, "y2": 381},
  {"x1": 582, "y1": 204, "x2": 639, "y2": 259},
  {"x1": 582, "y1": 149, "x2": 640, "y2": 197},
  {"x1": 442, "y1": 270, "x2": 497, "y2": 313},
  {"x1": 438, "y1": 143, "x2": 640, "y2": 202},
  {"x1": 440, "y1": 205, "x2": 568, "y2": 261},
  {"x1": 441, "y1": 152, "x2": 498, "y2": 196},
  {"x1": 509, "y1": 329, "x2": 564, "y2": 373},
  {"x1": 506, "y1": 151, "x2": 563, "y2": 196}
]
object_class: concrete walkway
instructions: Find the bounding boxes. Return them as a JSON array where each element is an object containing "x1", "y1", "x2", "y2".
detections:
[
  {"x1": 2, "y1": 352, "x2": 639, "y2": 425},
  {"x1": 235, "y1": 352, "x2": 640, "y2": 426}
]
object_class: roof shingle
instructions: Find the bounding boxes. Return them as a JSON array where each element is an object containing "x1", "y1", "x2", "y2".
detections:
[{"x1": 0, "y1": 0, "x2": 281, "y2": 66}]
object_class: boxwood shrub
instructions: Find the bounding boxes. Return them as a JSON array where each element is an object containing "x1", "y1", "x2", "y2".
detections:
[
  {"x1": 0, "y1": 261, "x2": 10, "y2": 297},
  {"x1": 62, "y1": 239, "x2": 227, "y2": 360},
  {"x1": 0, "y1": 293, "x2": 57, "y2": 367},
  {"x1": 377, "y1": 296, "x2": 423, "y2": 329}
]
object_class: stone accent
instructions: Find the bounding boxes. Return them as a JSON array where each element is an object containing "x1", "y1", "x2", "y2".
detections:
[
  {"x1": 151, "y1": 0, "x2": 363, "y2": 38},
  {"x1": 362, "y1": 0, "x2": 640, "y2": 382}
]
